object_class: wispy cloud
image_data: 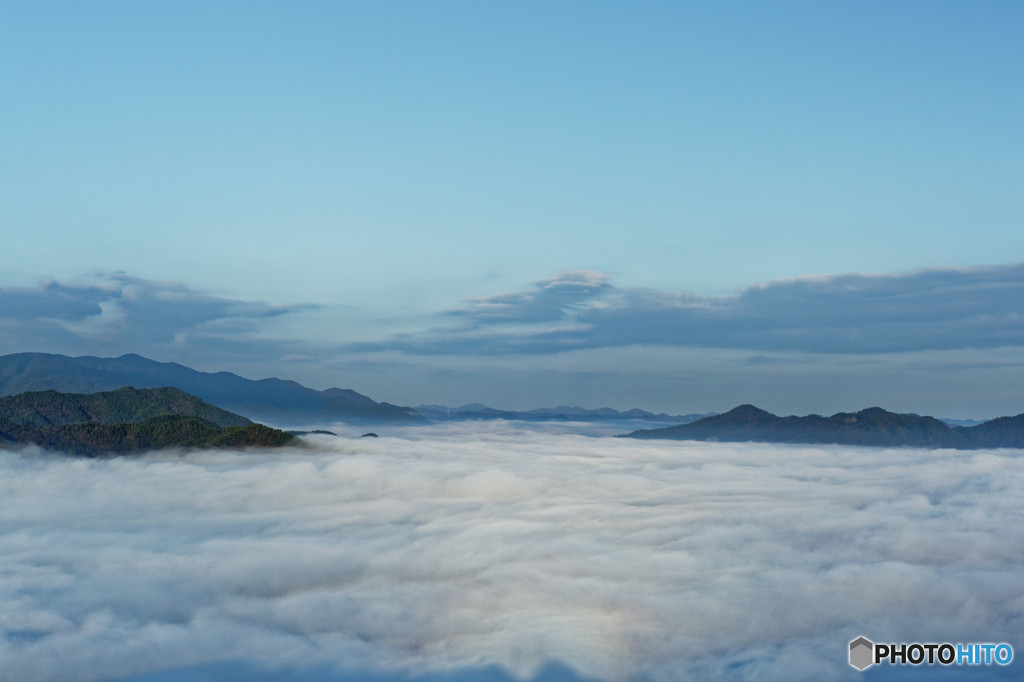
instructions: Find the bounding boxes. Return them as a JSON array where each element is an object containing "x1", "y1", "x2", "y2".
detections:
[
  {"x1": 449, "y1": 270, "x2": 613, "y2": 324},
  {"x1": 2, "y1": 426, "x2": 1021, "y2": 681},
  {"x1": 3, "y1": 266, "x2": 1023, "y2": 415},
  {"x1": 358, "y1": 264, "x2": 1024, "y2": 355},
  {"x1": 0, "y1": 274, "x2": 312, "y2": 359},
  {"x1": 6, "y1": 265, "x2": 1022, "y2": 361}
]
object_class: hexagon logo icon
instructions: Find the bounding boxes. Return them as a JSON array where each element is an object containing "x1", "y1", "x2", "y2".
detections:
[{"x1": 849, "y1": 636, "x2": 874, "y2": 670}]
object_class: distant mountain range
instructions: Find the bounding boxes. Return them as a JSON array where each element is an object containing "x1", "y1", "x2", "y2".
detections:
[
  {"x1": 0, "y1": 353, "x2": 712, "y2": 427},
  {"x1": 0, "y1": 386, "x2": 294, "y2": 455},
  {"x1": 0, "y1": 353, "x2": 422, "y2": 424},
  {"x1": 624, "y1": 404, "x2": 1024, "y2": 449},
  {"x1": 3, "y1": 354, "x2": 1014, "y2": 447},
  {"x1": 415, "y1": 403, "x2": 712, "y2": 423}
]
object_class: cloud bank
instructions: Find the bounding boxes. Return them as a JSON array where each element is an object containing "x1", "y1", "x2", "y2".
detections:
[
  {"x1": 362, "y1": 264, "x2": 1024, "y2": 355},
  {"x1": 11, "y1": 264, "x2": 1019, "y2": 366},
  {"x1": 2, "y1": 425, "x2": 1022, "y2": 681},
  {"x1": 0, "y1": 274, "x2": 309, "y2": 360},
  {"x1": 3, "y1": 266, "x2": 1023, "y2": 416}
]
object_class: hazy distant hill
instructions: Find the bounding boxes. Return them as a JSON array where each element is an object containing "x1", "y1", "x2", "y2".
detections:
[
  {"x1": 624, "y1": 404, "x2": 1024, "y2": 449},
  {"x1": 416, "y1": 403, "x2": 712, "y2": 423},
  {"x1": 0, "y1": 353, "x2": 422, "y2": 424},
  {"x1": 0, "y1": 386, "x2": 294, "y2": 455}
]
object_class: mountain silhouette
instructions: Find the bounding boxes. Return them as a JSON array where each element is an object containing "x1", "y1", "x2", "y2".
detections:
[
  {"x1": 624, "y1": 404, "x2": 1024, "y2": 449},
  {"x1": 0, "y1": 353, "x2": 422, "y2": 424}
]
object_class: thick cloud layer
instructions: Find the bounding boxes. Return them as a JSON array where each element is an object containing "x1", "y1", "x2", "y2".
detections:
[{"x1": 2, "y1": 424, "x2": 1021, "y2": 681}]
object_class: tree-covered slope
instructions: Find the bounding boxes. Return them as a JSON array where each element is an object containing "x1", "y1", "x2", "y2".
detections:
[
  {"x1": 957, "y1": 414, "x2": 1024, "y2": 449},
  {"x1": 0, "y1": 387, "x2": 294, "y2": 455},
  {"x1": 0, "y1": 386, "x2": 251, "y2": 428}
]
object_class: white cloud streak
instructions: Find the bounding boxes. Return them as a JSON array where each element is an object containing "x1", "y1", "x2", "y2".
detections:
[{"x1": 2, "y1": 425, "x2": 1022, "y2": 681}]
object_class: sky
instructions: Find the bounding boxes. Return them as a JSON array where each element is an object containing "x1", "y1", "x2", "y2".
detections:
[
  {"x1": 3, "y1": 427, "x2": 1023, "y2": 682},
  {"x1": 2, "y1": 1, "x2": 1023, "y2": 418}
]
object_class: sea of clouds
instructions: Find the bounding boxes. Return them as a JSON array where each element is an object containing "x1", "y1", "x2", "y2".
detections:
[{"x1": 1, "y1": 421, "x2": 1022, "y2": 682}]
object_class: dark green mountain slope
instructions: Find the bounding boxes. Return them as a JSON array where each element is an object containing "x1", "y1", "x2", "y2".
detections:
[
  {"x1": 624, "y1": 405, "x2": 1024, "y2": 449},
  {"x1": 0, "y1": 353, "x2": 422, "y2": 424},
  {"x1": 0, "y1": 386, "x2": 250, "y2": 428},
  {"x1": 0, "y1": 387, "x2": 294, "y2": 456}
]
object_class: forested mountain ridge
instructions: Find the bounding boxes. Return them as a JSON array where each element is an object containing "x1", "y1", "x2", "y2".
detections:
[
  {"x1": 0, "y1": 385, "x2": 250, "y2": 428},
  {"x1": 0, "y1": 387, "x2": 294, "y2": 455}
]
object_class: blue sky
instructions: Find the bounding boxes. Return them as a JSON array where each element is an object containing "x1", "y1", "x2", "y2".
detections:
[{"x1": 2, "y1": 1, "x2": 1022, "y2": 417}]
